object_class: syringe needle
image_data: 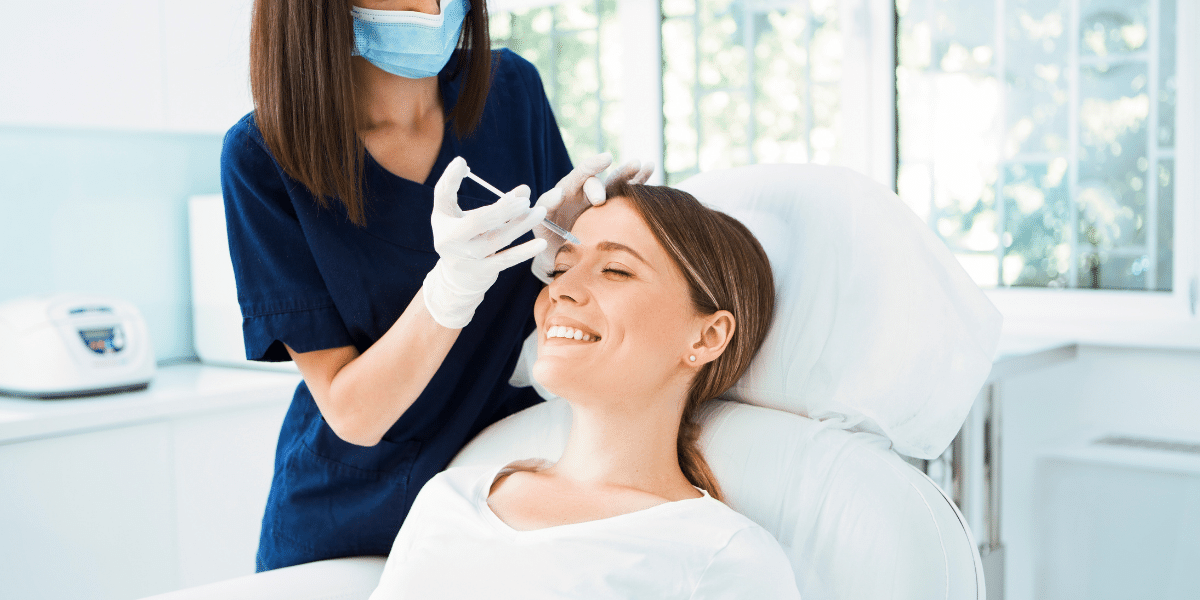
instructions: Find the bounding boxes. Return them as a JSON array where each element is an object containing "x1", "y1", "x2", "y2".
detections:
[{"x1": 537, "y1": 218, "x2": 581, "y2": 246}]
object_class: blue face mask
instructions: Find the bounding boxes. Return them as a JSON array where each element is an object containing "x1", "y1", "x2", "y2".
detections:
[{"x1": 351, "y1": 0, "x2": 470, "y2": 79}]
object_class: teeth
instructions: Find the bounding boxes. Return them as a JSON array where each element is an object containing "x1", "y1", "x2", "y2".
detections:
[{"x1": 546, "y1": 326, "x2": 599, "y2": 341}]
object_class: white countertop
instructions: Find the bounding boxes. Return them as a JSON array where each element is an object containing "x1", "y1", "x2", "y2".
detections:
[
  {"x1": 0, "y1": 363, "x2": 301, "y2": 445},
  {"x1": 0, "y1": 337, "x2": 1078, "y2": 446},
  {"x1": 989, "y1": 337, "x2": 1078, "y2": 382}
]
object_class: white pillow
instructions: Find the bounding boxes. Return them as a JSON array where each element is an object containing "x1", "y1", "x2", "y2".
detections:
[{"x1": 674, "y1": 164, "x2": 1002, "y2": 459}]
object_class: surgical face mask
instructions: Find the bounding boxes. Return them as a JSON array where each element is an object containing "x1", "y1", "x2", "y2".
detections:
[{"x1": 351, "y1": 0, "x2": 470, "y2": 79}]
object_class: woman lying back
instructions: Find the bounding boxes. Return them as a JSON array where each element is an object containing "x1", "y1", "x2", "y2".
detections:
[{"x1": 369, "y1": 181, "x2": 800, "y2": 598}]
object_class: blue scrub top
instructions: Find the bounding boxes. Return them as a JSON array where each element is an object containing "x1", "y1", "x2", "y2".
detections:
[{"x1": 219, "y1": 49, "x2": 573, "y2": 571}]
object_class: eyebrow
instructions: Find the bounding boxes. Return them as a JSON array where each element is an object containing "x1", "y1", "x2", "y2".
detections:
[{"x1": 557, "y1": 240, "x2": 651, "y2": 267}]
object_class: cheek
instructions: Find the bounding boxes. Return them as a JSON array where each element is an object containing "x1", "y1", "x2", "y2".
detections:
[
  {"x1": 533, "y1": 288, "x2": 549, "y2": 328},
  {"x1": 532, "y1": 288, "x2": 549, "y2": 350},
  {"x1": 611, "y1": 294, "x2": 694, "y2": 357}
]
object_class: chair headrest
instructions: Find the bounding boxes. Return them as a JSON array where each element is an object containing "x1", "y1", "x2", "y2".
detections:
[
  {"x1": 676, "y1": 164, "x2": 1002, "y2": 458},
  {"x1": 450, "y1": 399, "x2": 985, "y2": 600}
]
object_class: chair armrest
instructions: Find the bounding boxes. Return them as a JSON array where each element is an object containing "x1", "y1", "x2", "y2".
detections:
[{"x1": 138, "y1": 557, "x2": 386, "y2": 600}]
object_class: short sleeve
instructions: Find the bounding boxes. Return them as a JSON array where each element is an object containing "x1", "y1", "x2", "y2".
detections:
[
  {"x1": 219, "y1": 117, "x2": 355, "y2": 361},
  {"x1": 692, "y1": 526, "x2": 802, "y2": 600}
]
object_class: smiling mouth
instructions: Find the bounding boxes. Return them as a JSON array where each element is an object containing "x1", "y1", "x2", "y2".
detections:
[{"x1": 545, "y1": 326, "x2": 601, "y2": 342}]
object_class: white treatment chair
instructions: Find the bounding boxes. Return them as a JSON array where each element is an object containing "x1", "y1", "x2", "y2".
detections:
[{"x1": 144, "y1": 164, "x2": 1002, "y2": 600}]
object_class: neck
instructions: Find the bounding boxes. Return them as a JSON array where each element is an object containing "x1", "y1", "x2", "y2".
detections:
[
  {"x1": 547, "y1": 386, "x2": 699, "y2": 500},
  {"x1": 353, "y1": 56, "x2": 443, "y2": 132}
]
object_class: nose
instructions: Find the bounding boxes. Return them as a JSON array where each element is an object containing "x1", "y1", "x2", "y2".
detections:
[{"x1": 548, "y1": 266, "x2": 588, "y2": 306}]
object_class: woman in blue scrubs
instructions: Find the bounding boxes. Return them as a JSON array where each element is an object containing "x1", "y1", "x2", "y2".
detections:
[{"x1": 220, "y1": 0, "x2": 649, "y2": 571}]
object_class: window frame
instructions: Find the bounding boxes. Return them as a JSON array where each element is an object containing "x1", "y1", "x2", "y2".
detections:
[
  {"x1": 489, "y1": 0, "x2": 667, "y2": 182},
  {"x1": 490, "y1": 0, "x2": 896, "y2": 186},
  {"x1": 979, "y1": 0, "x2": 1200, "y2": 348}
]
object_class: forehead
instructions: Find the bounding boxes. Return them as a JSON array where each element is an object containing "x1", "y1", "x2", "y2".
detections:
[
  {"x1": 568, "y1": 196, "x2": 694, "y2": 288},
  {"x1": 571, "y1": 197, "x2": 657, "y2": 255}
]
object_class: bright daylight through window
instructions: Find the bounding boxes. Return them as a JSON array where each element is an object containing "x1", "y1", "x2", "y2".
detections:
[
  {"x1": 492, "y1": 0, "x2": 848, "y2": 186},
  {"x1": 493, "y1": 0, "x2": 1185, "y2": 300},
  {"x1": 660, "y1": 0, "x2": 842, "y2": 184},
  {"x1": 491, "y1": 1, "x2": 623, "y2": 164},
  {"x1": 897, "y1": 0, "x2": 1178, "y2": 292}
]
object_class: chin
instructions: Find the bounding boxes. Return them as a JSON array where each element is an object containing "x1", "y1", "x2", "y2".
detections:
[
  {"x1": 531, "y1": 355, "x2": 586, "y2": 400},
  {"x1": 531, "y1": 357, "x2": 566, "y2": 398}
]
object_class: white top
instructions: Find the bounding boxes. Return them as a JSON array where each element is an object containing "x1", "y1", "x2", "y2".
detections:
[{"x1": 369, "y1": 462, "x2": 802, "y2": 599}]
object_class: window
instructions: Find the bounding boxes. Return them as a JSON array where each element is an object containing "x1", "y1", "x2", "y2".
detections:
[
  {"x1": 659, "y1": 0, "x2": 844, "y2": 184},
  {"x1": 897, "y1": 0, "x2": 1179, "y2": 293},
  {"x1": 491, "y1": 0, "x2": 893, "y2": 187},
  {"x1": 490, "y1": 0, "x2": 622, "y2": 165},
  {"x1": 492, "y1": 0, "x2": 1199, "y2": 341}
]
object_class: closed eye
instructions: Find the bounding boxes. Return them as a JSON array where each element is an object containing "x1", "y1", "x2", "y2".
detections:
[{"x1": 548, "y1": 266, "x2": 632, "y2": 280}]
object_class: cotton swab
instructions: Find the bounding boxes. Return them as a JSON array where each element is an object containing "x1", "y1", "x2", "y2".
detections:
[{"x1": 465, "y1": 170, "x2": 582, "y2": 245}]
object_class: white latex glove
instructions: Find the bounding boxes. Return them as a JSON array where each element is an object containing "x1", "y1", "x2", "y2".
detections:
[
  {"x1": 423, "y1": 157, "x2": 547, "y2": 329},
  {"x1": 531, "y1": 154, "x2": 655, "y2": 283}
]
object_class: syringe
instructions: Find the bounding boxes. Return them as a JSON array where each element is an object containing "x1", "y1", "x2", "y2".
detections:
[{"x1": 464, "y1": 170, "x2": 582, "y2": 245}]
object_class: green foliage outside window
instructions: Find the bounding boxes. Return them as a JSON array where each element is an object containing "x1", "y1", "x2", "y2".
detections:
[{"x1": 490, "y1": 1, "x2": 621, "y2": 166}]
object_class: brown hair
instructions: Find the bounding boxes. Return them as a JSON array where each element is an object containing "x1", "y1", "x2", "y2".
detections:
[
  {"x1": 605, "y1": 181, "x2": 776, "y2": 502},
  {"x1": 249, "y1": 0, "x2": 493, "y2": 226}
]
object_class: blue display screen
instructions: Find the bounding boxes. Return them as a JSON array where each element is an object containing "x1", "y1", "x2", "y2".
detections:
[{"x1": 78, "y1": 326, "x2": 125, "y2": 355}]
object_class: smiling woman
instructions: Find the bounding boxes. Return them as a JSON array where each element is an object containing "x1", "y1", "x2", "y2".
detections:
[
  {"x1": 533, "y1": 181, "x2": 776, "y2": 501},
  {"x1": 366, "y1": 183, "x2": 794, "y2": 599}
]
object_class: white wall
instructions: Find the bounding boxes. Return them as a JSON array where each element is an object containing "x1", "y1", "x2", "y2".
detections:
[
  {"x1": 0, "y1": 0, "x2": 252, "y2": 133},
  {"x1": 0, "y1": 0, "x2": 252, "y2": 363},
  {"x1": 0, "y1": 126, "x2": 226, "y2": 361},
  {"x1": 1000, "y1": 345, "x2": 1200, "y2": 600}
]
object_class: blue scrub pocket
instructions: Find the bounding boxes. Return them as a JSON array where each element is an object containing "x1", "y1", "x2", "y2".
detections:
[
  {"x1": 304, "y1": 423, "x2": 423, "y2": 475},
  {"x1": 263, "y1": 422, "x2": 422, "y2": 563}
]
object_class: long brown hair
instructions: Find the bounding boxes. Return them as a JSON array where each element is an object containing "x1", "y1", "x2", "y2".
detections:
[
  {"x1": 605, "y1": 181, "x2": 776, "y2": 502},
  {"x1": 249, "y1": 0, "x2": 493, "y2": 226}
]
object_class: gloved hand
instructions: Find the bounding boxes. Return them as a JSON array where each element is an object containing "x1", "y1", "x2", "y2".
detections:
[
  {"x1": 423, "y1": 157, "x2": 547, "y2": 329},
  {"x1": 531, "y1": 153, "x2": 655, "y2": 283}
]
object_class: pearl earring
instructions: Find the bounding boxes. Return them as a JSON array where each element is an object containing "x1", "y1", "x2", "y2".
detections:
[{"x1": 689, "y1": 355, "x2": 696, "y2": 362}]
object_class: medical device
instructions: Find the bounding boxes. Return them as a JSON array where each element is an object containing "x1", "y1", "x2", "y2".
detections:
[
  {"x1": 464, "y1": 170, "x2": 582, "y2": 245},
  {"x1": 0, "y1": 294, "x2": 156, "y2": 398}
]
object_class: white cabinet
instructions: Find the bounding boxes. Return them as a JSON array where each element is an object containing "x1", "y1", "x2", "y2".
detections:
[
  {"x1": 172, "y1": 406, "x2": 285, "y2": 588},
  {"x1": 0, "y1": 0, "x2": 254, "y2": 133},
  {"x1": 0, "y1": 423, "x2": 179, "y2": 600},
  {"x1": 0, "y1": 365, "x2": 298, "y2": 600}
]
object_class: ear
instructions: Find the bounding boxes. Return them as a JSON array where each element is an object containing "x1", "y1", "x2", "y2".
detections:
[{"x1": 687, "y1": 310, "x2": 735, "y2": 367}]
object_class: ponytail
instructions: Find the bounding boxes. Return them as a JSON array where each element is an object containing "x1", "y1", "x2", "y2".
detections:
[{"x1": 678, "y1": 404, "x2": 724, "y2": 501}]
